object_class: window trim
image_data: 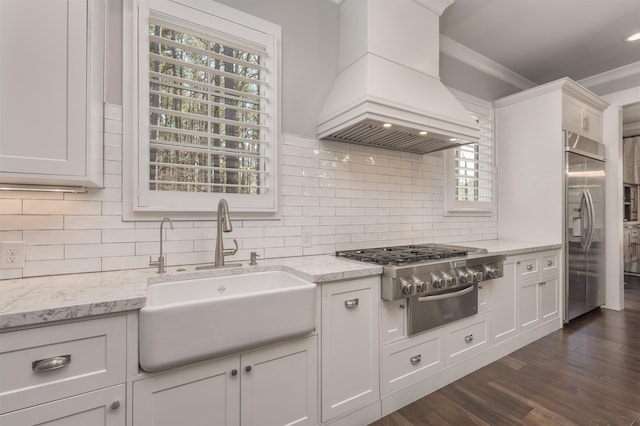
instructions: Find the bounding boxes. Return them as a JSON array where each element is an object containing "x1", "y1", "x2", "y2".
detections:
[
  {"x1": 122, "y1": 0, "x2": 281, "y2": 220},
  {"x1": 444, "y1": 89, "x2": 495, "y2": 216}
]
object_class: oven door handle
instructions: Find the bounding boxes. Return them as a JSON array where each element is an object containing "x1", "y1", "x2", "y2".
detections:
[{"x1": 417, "y1": 285, "x2": 475, "y2": 302}]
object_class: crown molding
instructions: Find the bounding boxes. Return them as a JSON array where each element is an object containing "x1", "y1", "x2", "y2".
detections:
[
  {"x1": 439, "y1": 35, "x2": 536, "y2": 91},
  {"x1": 578, "y1": 60, "x2": 640, "y2": 89}
]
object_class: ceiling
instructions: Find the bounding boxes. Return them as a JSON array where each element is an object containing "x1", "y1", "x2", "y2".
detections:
[{"x1": 440, "y1": 0, "x2": 640, "y2": 85}]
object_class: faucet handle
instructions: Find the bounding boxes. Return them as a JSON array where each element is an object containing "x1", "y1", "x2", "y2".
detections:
[{"x1": 224, "y1": 239, "x2": 238, "y2": 256}]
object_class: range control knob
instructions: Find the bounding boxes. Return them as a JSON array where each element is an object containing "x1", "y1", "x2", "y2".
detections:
[
  {"x1": 430, "y1": 273, "x2": 444, "y2": 288},
  {"x1": 412, "y1": 277, "x2": 426, "y2": 293},
  {"x1": 400, "y1": 278, "x2": 415, "y2": 295},
  {"x1": 458, "y1": 269, "x2": 474, "y2": 284},
  {"x1": 473, "y1": 270, "x2": 484, "y2": 281},
  {"x1": 443, "y1": 273, "x2": 457, "y2": 287},
  {"x1": 484, "y1": 265, "x2": 499, "y2": 279}
]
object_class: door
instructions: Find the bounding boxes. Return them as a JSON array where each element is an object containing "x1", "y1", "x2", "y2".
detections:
[
  {"x1": 566, "y1": 151, "x2": 588, "y2": 321},
  {"x1": 584, "y1": 156, "x2": 606, "y2": 311},
  {"x1": 241, "y1": 335, "x2": 317, "y2": 426}
]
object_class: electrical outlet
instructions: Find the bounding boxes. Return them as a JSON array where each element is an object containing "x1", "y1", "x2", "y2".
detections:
[{"x1": 0, "y1": 241, "x2": 25, "y2": 269}]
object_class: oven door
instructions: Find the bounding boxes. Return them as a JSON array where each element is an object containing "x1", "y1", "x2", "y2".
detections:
[{"x1": 408, "y1": 284, "x2": 478, "y2": 335}]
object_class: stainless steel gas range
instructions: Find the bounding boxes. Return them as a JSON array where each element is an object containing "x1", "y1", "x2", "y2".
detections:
[{"x1": 336, "y1": 244, "x2": 505, "y2": 335}]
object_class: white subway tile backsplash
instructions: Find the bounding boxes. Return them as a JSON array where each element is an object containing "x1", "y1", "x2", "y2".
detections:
[
  {"x1": 0, "y1": 199, "x2": 22, "y2": 214},
  {"x1": 2, "y1": 113, "x2": 496, "y2": 278},
  {"x1": 23, "y1": 258, "x2": 102, "y2": 277},
  {"x1": 23, "y1": 200, "x2": 101, "y2": 216},
  {"x1": 66, "y1": 243, "x2": 135, "y2": 259},
  {"x1": 1, "y1": 215, "x2": 63, "y2": 231},
  {"x1": 26, "y1": 245, "x2": 64, "y2": 261}
]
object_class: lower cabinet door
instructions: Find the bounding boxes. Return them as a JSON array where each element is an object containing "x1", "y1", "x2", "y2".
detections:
[
  {"x1": 518, "y1": 278, "x2": 540, "y2": 332},
  {"x1": 0, "y1": 384, "x2": 125, "y2": 426},
  {"x1": 491, "y1": 261, "x2": 517, "y2": 344},
  {"x1": 321, "y1": 277, "x2": 380, "y2": 422},
  {"x1": 133, "y1": 357, "x2": 240, "y2": 426},
  {"x1": 540, "y1": 275, "x2": 559, "y2": 322},
  {"x1": 241, "y1": 335, "x2": 318, "y2": 426}
]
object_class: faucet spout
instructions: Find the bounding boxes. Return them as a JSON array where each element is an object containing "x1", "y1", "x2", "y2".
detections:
[{"x1": 214, "y1": 199, "x2": 239, "y2": 267}]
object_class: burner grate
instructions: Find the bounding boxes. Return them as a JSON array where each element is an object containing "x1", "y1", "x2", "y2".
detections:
[{"x1": 336, "y1": 244, "x2": 469, "y2": 266}]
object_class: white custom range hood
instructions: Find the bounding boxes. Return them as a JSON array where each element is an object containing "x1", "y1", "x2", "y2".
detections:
[{"x1": 318, "y1": 0, "x2": 480, "y2": 154}]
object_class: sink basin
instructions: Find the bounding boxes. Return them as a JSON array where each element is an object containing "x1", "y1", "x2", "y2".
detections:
[{"x1": 139, "y1": 270, "x2": 316, "y2": 372}]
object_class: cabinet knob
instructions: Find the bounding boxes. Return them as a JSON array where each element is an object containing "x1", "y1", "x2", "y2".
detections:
[
  {"x1": 245, "y1": 365, "x2": 252, "y2": 373},
  {"x1": 547, "y1": 260, "x2": 553, "y2": 266},
  {"x1": 231, "y1": 369, "x2": 238, "y2": 376},
  {"x1": 344, "y1": 298, "x2": 359, "y2": 309},
  {"x1": 110, "y1": 400, "x2": 121, "y2": 410},
  {"x1": 410, "y1": 355, "x2": 422, "y2": 365},
  {"x1": 526, "y1": 264, "x2": 533, "y2": 271},
  {"x1": 464, "y1": 334, "x2": 474, "y2": 343}
]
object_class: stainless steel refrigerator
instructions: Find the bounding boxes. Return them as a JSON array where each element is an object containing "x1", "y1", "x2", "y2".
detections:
[{"x1": 564, "y1": 131, "x2": 606, "y2": 323}]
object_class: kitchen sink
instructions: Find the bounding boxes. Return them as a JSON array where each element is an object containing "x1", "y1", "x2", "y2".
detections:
[{"x1": 139, "y1": 270, "x2": 316, "y2": 372}]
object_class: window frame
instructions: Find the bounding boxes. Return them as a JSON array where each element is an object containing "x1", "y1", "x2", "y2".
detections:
[
  {"x1": 444, "y1": 90, "x2": 495, "y2": 216},
  {"x1": 123, "y1": 0, "x2": 281, "y2": 219}
]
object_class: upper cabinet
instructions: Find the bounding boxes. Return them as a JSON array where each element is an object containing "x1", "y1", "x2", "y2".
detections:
[
  {"x1": 562, "y1": 94, "x2": 603, "y2": 142},
  {"x1": 0, "y1": 0, "x2": 105, "y2": 188}
]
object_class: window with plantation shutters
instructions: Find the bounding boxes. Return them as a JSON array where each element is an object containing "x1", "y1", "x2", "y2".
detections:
[
  {"x1": 133, "y1": 0, "x2": 280, "y2": 213},
  {"x1": 445, "y1": 93, "x2": 494, "y2": 213}
]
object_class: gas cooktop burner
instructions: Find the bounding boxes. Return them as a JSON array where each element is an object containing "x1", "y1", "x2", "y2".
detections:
[{"x1": 336, "y1": 244, "x2": 470, "y2": 266}]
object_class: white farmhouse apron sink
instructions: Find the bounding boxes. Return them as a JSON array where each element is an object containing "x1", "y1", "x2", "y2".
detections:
[{"x1": 138, "y1": 271, "x2": 316, "y2": 372}]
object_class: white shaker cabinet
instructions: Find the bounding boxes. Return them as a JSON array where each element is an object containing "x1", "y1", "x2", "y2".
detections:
[
  {"x1": 516, "y1": 251, "x2": 560, "y2": 333},
  {"x1": 0, "y1": 315, "x2": 127, "y2": 424},
  {"x1": 0, "y1": 0, "x2": 105, "y2": 188},
  {"x1": 490, "y1": 260, "x2": 518, "y2": 345},
  {"x1": 321, "y1": 277, "x2": 380, "y2": 422},
  {"x1": 133, "y1": 335, "x2": 318, "y2": 426},
  {"x1": 563, "y1": 95, "x2": 603, "y2": 142}
]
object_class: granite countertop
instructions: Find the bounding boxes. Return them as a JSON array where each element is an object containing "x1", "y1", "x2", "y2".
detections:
[
  {"x1": 0, "y1": 240, "x2": 561, "y2": 330},
  {"x1": 0, "y1": 255, "x2": 381, "y2": 330}
]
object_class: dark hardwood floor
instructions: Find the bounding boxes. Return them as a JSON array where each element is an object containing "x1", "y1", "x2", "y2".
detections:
[{"x1": 370, "y1": 277, "x2": 640, "y2": 425}]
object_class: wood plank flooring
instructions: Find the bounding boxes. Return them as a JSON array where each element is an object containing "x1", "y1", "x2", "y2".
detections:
[{"x1": 370, "y1": 277, "x2": 640, "y2": 425}]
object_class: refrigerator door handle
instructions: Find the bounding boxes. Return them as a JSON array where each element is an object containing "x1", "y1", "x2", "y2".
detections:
[
  {"x1": 580, "y1": 190, "x2": 589, "y2": 252},
  {"x1": 585, "y1": 188, "x2": 595, "y2": 252}
]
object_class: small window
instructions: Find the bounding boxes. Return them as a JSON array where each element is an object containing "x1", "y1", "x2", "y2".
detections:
[
  {"x1": 445, "y1": 92, "x2": 494, "y2": 214},
  {"x1": 131, "y1": 0, "x2": 280, "y2": 213}
]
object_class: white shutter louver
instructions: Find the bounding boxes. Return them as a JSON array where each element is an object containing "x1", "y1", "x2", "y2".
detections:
[{"x1": 148, "y1": 18, "x2": 268, "y2": 195}]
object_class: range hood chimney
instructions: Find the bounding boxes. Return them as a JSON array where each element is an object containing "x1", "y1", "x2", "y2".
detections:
[{"x1": 318, "y1": 0, "x2": 480, "y2": 154}]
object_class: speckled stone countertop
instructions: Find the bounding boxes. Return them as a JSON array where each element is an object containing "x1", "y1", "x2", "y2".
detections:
[
  {"x1": 0, "y1": 240, "x2": 561, "y2": 330},
  {"x1": 0, "y1": 255, "x2": 381, "y2": 329}
]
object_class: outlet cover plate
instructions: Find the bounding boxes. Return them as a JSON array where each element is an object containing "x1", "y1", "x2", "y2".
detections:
[{"x1": 0, "y1": 241, "x2": 25, "y2": 269}]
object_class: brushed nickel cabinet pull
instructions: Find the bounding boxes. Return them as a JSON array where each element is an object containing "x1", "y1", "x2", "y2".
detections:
[
  {"x1": 32, "y1": 355, "x2": 71, "y2": 372},
  {"x1": 526, "y1": 264, "x2": 533, "y2": 271},
  {"x1": 464, "y1": 334, "x2": 474, "y2": 343},
  {"x1": 344, "y1": 298, "x2": 359, "y2": 309},
  {"x1": 547, "y1": 260, "x2": 553, "y2": 266},
  {"x1": 410, "y1": 355, "x2": 422, "y2": 365}
]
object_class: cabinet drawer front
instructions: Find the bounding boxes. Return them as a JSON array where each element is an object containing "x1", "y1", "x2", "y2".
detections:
[
  {"x1": 381, "y1": 328, "x2": 443, "y2": 395},
  {"x1": 541, "y1": 253, "x2": 558, "y2": 274},
  {"x1": 444, "y1": 313, "x2": 489, "y2": 366},
  {"x1": 516, "y1": 256, "x2": 539, "y2": 277},
  {"x1": 0, "y1": 384, "x2": 125, "y2": 426},
  {"x1": 0, "y1": 316, "x2": 126, "y2": 414}
]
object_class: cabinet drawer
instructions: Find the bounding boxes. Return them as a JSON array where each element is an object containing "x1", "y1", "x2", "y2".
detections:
[
  {"x1": 0, "y1": 384, "x2": 125, "y2": 426},
  {"x1": 381, "y1": 328, "x2": 443, "y2": 395},
  {"x1": 444, "y1": 312, "x2": 489, "y2": 366},
  {"x1": 516, "y1": 256, "x2": 539, "y2": 277},
  {"x1": 541, "y1": 253, "x2": 558, "y2": 274},
  {"x1": 0, "y1": 315, "x2": 126, "y2": 414}
]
